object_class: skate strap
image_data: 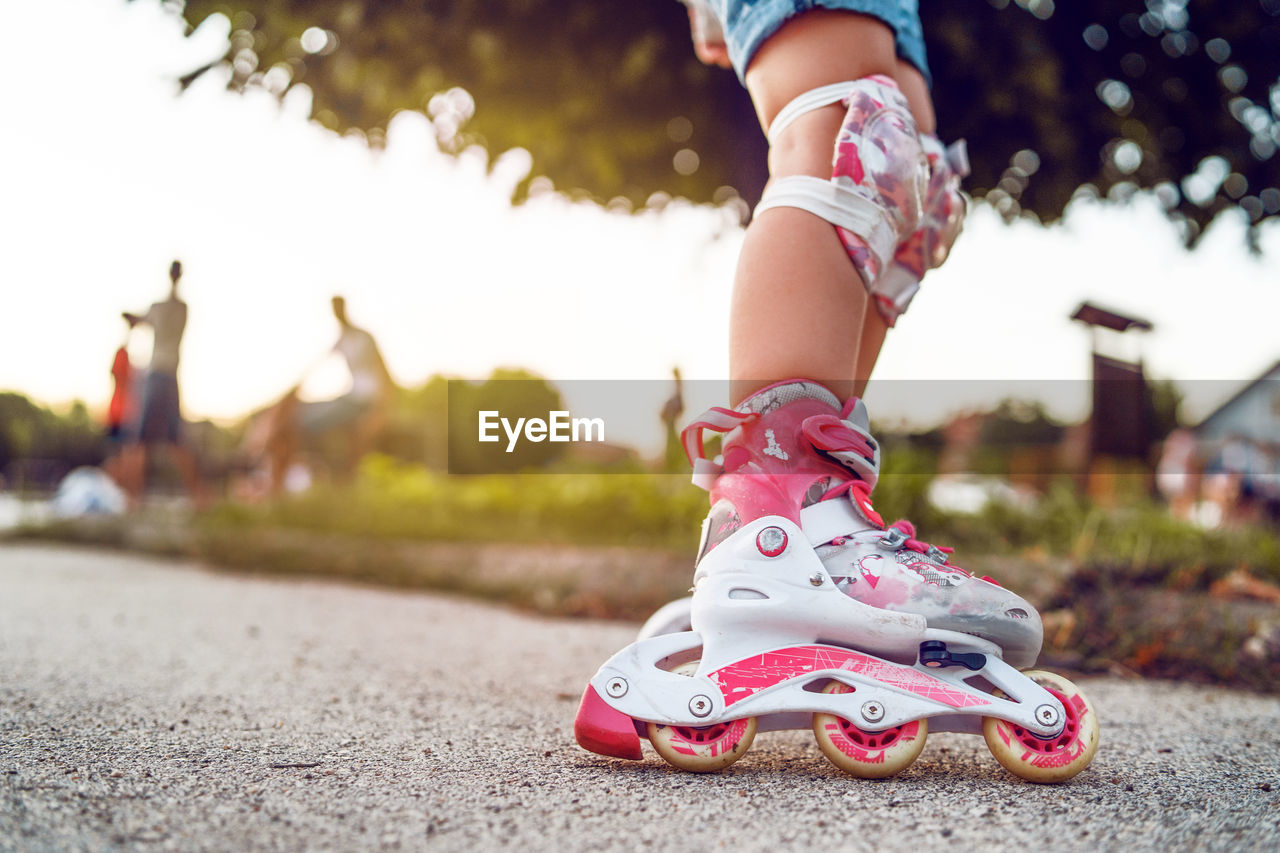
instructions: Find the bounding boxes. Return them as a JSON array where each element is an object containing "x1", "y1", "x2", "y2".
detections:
[
  {"x1": 820, "y1": 479, "x2": 884, "y2": 530},
  {"x1": 801, "y1": 414, "x2": 881, "y2": 490},
  {"x1": 840, "y1": 396, "x2": 871, "y2": 426},
  {"x1": 754, "y1": 177, "x2": 898, "y2": 270},
  {"x1": 681, "y1": 406, "x2": 757, "y2": 479},
  {"x1": 801, "y1": 494, "x2": 881, "y2": 545},
  {"x1": 944, "y1": 138, "x2": 971, "y2": 178}
]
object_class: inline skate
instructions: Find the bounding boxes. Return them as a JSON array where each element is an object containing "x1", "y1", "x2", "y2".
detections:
[{"x1": 575, "y1": 381, "x2": 1098, "y2": 782}]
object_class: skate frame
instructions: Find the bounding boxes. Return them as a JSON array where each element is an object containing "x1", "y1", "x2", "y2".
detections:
[{"x1": 589, "y1": 629, "x2": 1065, "y2": 740}]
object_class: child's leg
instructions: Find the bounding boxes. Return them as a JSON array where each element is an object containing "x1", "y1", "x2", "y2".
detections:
[
  {"x1": 729, "y1": 11, "x2": 930, "y2": 405},
  {"x1": 853, "y1": 307, "x2": 890, "y2": 397},
  {"x1": 892, "y1": 59, "x2": 935, "y2": 136}
]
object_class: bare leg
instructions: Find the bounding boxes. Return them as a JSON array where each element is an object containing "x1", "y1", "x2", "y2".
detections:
[
  {"x1": 894, "y1": 61, "x2": 935, "y2": 136},
  {"x1": 167, "y1": 444, "x2": 206, "y2": 507},
  {"x1": 101, "y1": 450, "x2": 125, "y2": 489},
  {"x1": 343, "y1": 400, "x2": 390, "y2": 481},
  {"x1": 268, "y1": 430, "x2": 297, "y2": 496},
  {"x1": 730, "y1": 12, "x2": 937, "y2": 405},
  {"x1": 119, "y1": 444, "x2": 147, "y2": 507},
  {"x1": 263, "y1": 392, "x2": 300, "y2": 496},
  {"x1": 853, "y1": 308, "x2": 890, "y2": 398}
]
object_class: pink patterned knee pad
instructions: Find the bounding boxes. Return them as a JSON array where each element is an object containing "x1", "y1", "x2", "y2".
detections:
[
  {"x1": 872, "y1": 135, "x2": 970, "y2": 326},
  {"x1": 830, "y1": 76, "x2": 928, "y2": 288}
]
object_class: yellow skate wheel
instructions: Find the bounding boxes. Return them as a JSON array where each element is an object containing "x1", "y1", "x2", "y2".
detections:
[
  {"x1": 648, "y1": 717, "x2": 758, "y2": 772},
  {"x1": 983, "y1": 670, "x2": 1099, "y2": 783},
  {"x1": 647, "y1": 661, "x2": 756, "y2": 772},
  {"x1": 812, "y1": 681, "x2": 928, "y2": 779}
]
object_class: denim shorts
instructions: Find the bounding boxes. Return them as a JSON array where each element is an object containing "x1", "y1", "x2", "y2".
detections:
[{"x1": 709, "y1": 0, "x2": 929, "y2": 86}]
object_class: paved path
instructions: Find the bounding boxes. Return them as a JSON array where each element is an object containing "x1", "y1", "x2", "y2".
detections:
[{"x1": 1, "y1": 543, "x2": 1278, "y2": 851}]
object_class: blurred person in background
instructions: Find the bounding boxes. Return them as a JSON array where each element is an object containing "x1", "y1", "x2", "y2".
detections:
[
  {"x1": 118, "y1": 260, "x2": 204, "y2": 506},
  {"x1": 1155, "y1": 428, "x2": 1199, "y2": 523},
  {"x1": 1202, "y1": 434, "x2": 1274, "y2": 528},
  {"x1": 254, "y1": 295, "x2": 394, "y2": 495},
  {"x1": 100, "y1": 315, "x2": 137, "y2": 485}
]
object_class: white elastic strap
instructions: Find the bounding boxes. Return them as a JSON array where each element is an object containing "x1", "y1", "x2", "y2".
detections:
[
  {"x1": 767, "y1": 81, "x2": 858, "y2": 143},
  {"x1": 691, "y1": 457, "x2": 722, "y2": 492},
  {"x1": 754, "y1": 176, "x2": 898, "y2": 275}
]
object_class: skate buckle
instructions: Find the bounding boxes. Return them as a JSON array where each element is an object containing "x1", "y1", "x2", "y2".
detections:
[
  {"x1": 919, "y1": 640, "x2": 986, "y2": 671},
  {"x1": 879, "y1": 528, "x2": 907, "y2": 550},
  {"x1": 925, "y1": 545, "x2": 949, "y2": 564}
]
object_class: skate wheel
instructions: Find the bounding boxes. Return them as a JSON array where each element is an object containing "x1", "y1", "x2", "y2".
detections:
[
  {"x1": 647, "y1": 661, "x2": 756, "y2": 772},
  {"x1": 982, "y1": 670, "x2": 1099, "y2": 783},
  {"x1": 812, "y1": 681, "x2": 927, "y2": 779}
]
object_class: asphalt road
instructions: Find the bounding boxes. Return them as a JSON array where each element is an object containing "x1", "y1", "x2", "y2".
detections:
[{"x1": 2, "y1": 543, "x2": 1278, "y2": 851}]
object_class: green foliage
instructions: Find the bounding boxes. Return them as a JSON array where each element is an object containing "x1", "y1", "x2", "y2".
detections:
[
  {"x1": 172, "y1": 0, "x2": 761, "y2": 207},
  {"x1": 209, "y1": 438, "x2": 1280, "y2": 588},
  {"x1": 377, "y1": 374, "x2": 448, "y2": 468},
  {"x1": 1148, "y1": 377, "x2": 1184, "y2": 441},
  {"x1": 0, "y1": 393, "x2": 104, "y2": 481},
  {"x1": 863, "y1": 444, "x2": 942, "y2": 530},
  {"x1": 1042, "y1": 568, "x2": 1280, "y2": 692},
  {"x1": 157, "y1": 0, "x2": 1280, "y2": 244},
  {"x1": 205, "y1": 452, "x2": 708, "y2": 551},
  {"x1": 933, "y1": 479, "x2": 1280, "y2": 587},
  {"x1": 446, "y1": 369, "x2": 568, "y2": 474},
  {"x1": 926, "y1": 0, "x2": 1280, "y2": 246},
  {"x1": 980, "y1": 399, "x2": 1068, "y2": 447}
]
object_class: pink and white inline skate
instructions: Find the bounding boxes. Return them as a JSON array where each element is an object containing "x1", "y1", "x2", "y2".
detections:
[{"x1": 575, "y1": 381, "x2": 1098, "y2": 782}]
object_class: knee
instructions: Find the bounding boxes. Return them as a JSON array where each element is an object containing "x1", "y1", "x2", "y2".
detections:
[{"x1": 766, "y1": 108, "x2": 846, "y2": 180}]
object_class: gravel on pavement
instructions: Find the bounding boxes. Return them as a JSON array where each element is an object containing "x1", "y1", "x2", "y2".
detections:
[{"x1": 2, "y1": 543, "x2": 1278, "y2": 851}]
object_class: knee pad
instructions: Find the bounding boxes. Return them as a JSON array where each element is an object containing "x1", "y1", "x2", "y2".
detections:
[
  {"x1": 754, "y1": 75, "x2": 928, "y2": 290},
  {"x1": 872, "y1": 135, "x2": 970, "y2": 326}
]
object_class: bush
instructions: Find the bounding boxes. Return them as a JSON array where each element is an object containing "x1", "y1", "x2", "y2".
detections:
[{"x1": 203, "y1": 454, "x2": 708, "y2": 551}]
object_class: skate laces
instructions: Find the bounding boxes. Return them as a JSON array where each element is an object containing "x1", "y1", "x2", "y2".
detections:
[
  {"x1": 880, "y1": 520, "x2": 1000, "y2": 584},
  {"x1": 884, "y1": 519, "x2": 955, "y2": 566}
]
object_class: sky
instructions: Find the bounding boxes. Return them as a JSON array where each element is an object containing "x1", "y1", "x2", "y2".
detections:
[{"x1": 2, "y1": 0, "x2": 1278, "y2": 448}]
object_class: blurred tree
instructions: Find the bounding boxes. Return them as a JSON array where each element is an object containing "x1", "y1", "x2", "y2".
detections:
[
  {"x1": 380, "y1": 374, "x2": 450, "y2": 470},
  {"x1": 1147, "y1": 376, "x2": 1185, "y2": 440},
  {"x1": 446, "y1": 368, "x2": 568, "y2": 474},
  {"x1": 0, "y1": 393, "x2": 104, "y2": 480},
  {"x1": 161, "y1": 0, "x2": 1280, "y2": 246},
  {"x1": 981, "y1": 399, "x2": 1068, "y2": 447}
]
